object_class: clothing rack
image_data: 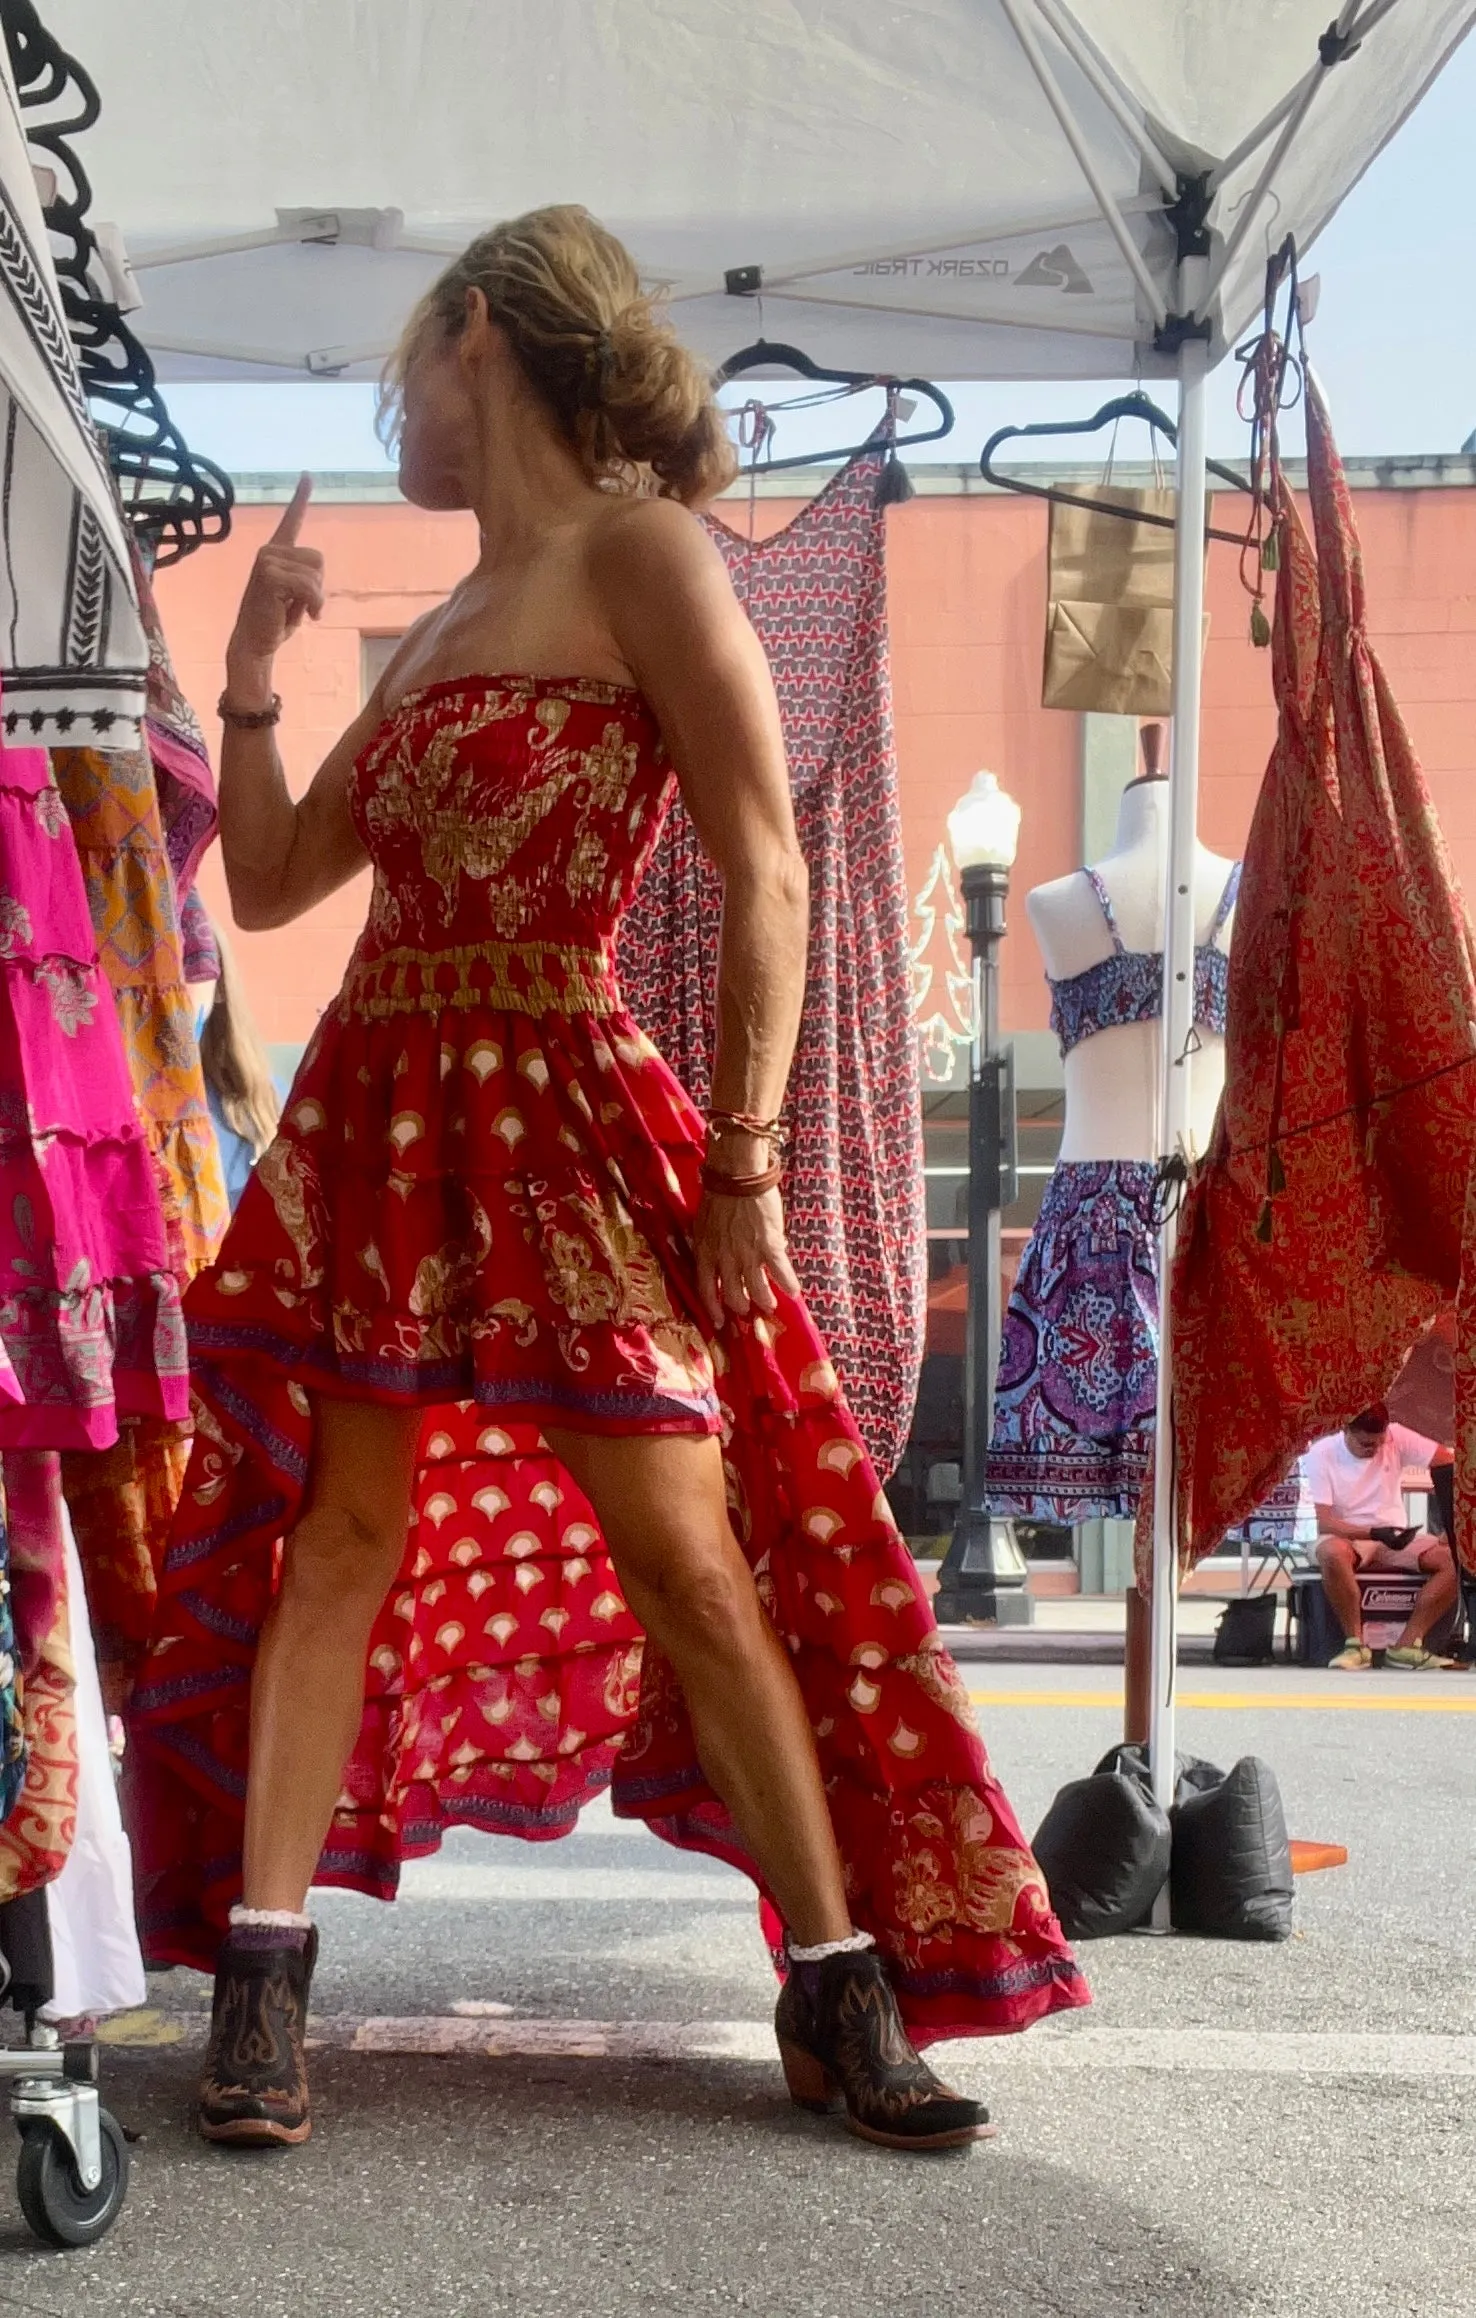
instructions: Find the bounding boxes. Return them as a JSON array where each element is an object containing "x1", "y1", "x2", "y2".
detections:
[{"x1": 2, "y1": 0, "x2": 232, "y2": 565}]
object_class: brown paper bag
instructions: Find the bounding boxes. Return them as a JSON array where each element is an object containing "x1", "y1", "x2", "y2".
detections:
[{"x1": 1043, "y1": 485, "x2": 1203, "y2": 717}]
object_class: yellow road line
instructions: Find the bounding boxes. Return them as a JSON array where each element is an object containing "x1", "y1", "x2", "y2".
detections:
[{"x1": 968, "y1": 1688, "x2": 1476, "y2": 1713}]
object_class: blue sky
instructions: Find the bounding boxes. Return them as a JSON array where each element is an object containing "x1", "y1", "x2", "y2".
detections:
[{"x1": 164, "y1": 35, "x2": 1476, "y2": 477}]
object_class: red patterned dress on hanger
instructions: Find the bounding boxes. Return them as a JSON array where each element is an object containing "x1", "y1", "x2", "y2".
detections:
[
  {"x1": 619, "y1": 449, "x2": 925, "y2": 1477},
  {"x1": 129, "y1": 674, "x2": 1086, "y2": 2044},
  {"x1": 1143, "y1": 375, "x2": 1476, "y2": 1574}
]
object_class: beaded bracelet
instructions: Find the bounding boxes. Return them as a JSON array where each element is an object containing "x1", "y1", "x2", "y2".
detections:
[
  {"x1": 707, "y1": 1109, "x2": 788, "y2": 1149},
  {"x1": 699, "y1": 1159, "x2": 784, "y2": 1199},
  {"x1": 218, "y1": 691, "x2": 283, "y2": 729}
]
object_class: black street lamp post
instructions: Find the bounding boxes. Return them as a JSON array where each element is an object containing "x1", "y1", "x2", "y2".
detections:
[{"x1": 934, "y1": 776, "x2": 1033, "y2": 1626}]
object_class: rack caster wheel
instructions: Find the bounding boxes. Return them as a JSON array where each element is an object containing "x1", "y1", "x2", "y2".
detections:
[{"x1": 16, "y1": 2107, "x2": 128, "y2": 2247}]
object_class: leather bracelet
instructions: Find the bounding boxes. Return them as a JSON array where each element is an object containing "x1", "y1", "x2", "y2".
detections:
[
  {"x1": 707, "y1": 1113, "x2": 790, "y2": 1163},
  {"x1": 218, "y1": 691, "x2": 283, "y2": 729},
  {"x1": 700, "y1": 1159, "x2": 784, "y2": 1199}
]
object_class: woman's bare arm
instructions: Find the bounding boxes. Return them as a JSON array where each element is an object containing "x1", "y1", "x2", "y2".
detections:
[
  {"x1": 219, "y1": 476, "x2": 428, "y2": 931},
  {"x1": 219, "y1": 700, "x2": 380, "y2": 933},
  {"x1": 588, "y1": 497, "x2": 808, "y2": 1324}
]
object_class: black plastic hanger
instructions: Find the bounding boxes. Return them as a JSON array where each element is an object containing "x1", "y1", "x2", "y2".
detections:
[
  {"x1": 2, "y1": 0, "x2": 233, "y2": 567},
  {"x1": 718, "y1": 339, "x2": 954, "y2": 485},
  {"x1": 72, "y1": 333, "x2": 234, "y2": 568},
  {"x1": 980, "y1": 389, "x2": 1252, "y2": 546}
]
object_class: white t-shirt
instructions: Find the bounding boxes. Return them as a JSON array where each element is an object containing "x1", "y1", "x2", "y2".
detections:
[{"x1": 1303, "y1": 1424, "x2": 1440, "y2": 1532}]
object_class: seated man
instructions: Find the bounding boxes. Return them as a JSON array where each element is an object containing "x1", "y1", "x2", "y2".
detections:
[{"x1": 1307, "y1": 1404, "x2": 1456, "y2": 1672}]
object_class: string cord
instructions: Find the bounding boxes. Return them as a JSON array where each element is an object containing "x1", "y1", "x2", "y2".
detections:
[
  {"x1": 1222, "y1": 1041, "x2": 1476, "y2": 1170},
  {"x1": 735, "y1": 398, "x2": 776, "y2": 602}
]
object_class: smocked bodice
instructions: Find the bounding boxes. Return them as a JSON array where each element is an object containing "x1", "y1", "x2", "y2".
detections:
[
  {"x1": 1048, "y1": 862, "x2": 1241, "y2": 1057},
  {"x1": 344, "y1": 674, "x2": 671, "y2": 1019}
]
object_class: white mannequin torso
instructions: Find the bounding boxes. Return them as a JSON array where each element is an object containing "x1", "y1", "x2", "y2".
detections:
[{"x1": 1027, "y1": 779, "x2": 1238, "y2": 1165}]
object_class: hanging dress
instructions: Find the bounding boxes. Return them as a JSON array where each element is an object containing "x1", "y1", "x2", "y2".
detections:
[
  {"x1": 51, "y1": 743, "x2": 226, "y2": 1295},
  {"x1": 1147, "y1": 373, "x2": 1476, "y2": 1573},
  {"x1": 618, "y1": 451, "x2": 926, "y2": 1478},
  {"x1": 130, "y1": 544, "x2": 218, "y2": 904},
  {"x1": 0, "y1": 1475, "x2": 26, "y2": 1828},
  {"x1": 0, "y1": 1452, "x2": 76, "y2": 1901},
  {"x1": 129, "y1": 673, "x2": 1087, "y2": 2044},
  {"x1": 41, "y1": 1510, "x2": 145, "y2": 2024},
  {"x1": 0, "y1": 722, "x2": 187, "y2": 1449},
  {"x1": 0, "y1": 713, "x2": 193, "y2": 1894},
  {"x1": 986, "y1": 864, "x2": 1241, "y2": 1522},
  {"x1": 0, "y1": 48, "x2": 147, "y2": 746},
  {"x1": 51, "y1": 723, "x2": 227, "y2": 1714}
]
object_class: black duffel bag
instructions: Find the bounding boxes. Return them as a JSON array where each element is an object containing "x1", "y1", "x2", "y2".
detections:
[{"x1": 1212, "y1": 1593, "x2": 1279, "y2": 1665}]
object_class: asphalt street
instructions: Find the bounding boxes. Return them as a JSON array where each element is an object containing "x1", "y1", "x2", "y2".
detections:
[{"x1": 1, "y1": 1662, "x2": 1472, "y2": 2318}]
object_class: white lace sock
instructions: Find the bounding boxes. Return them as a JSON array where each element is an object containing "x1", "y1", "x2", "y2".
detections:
[
  {"x1": 228, "y1": 1906, "x2": 313, "y2": 1933},
  {"x1": 788, "y1": 1930, "x2": 876, "y2": 1963}
]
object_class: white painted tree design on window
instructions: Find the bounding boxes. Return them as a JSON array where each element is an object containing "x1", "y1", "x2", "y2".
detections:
[{"x1": 909, "y1": 845, "x2": 974, "y2": 1085}]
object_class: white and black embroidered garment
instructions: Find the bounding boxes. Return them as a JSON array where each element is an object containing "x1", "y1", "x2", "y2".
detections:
[{"x1": 0, "y1": 59, "x2": 144, "y2": 746}]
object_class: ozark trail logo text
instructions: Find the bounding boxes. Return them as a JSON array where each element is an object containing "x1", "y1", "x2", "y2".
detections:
[{"x1": 851, "y1": 243, "x2": 1094, "y2": 293}]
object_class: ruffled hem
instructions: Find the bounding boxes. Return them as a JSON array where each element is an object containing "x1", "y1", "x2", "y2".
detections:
[
  {"x1": 0, "y1": 1269, "x2": 189, "y2": 1450},
  {"x1": 97, "y1": 979, "x2": 229, "y2": 1282},
  {"x1": 132, "y1": 996, "x2": 1087, "y2": 2041},
  {"x1": 134, "y1": 1369, "x2": 1088, "y2": 2041},
  {"x1": 0, "y1": 950, "x2": 131, "y2": 1068},
  {"x1": 132, "y1": 1106, "x2": 228, "y2": 1287},
  {"x1": 182, "y1": 1000, "x2": 724, "y2": 1431}
]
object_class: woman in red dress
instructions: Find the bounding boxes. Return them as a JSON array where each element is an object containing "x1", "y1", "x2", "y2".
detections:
[{"x1": 132, "y1": 205, "x2": 1085, "y2": 2151}]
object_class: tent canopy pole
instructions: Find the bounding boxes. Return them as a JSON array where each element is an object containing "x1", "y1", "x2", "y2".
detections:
[
  {"x1": 1148, "y1": 298, "x2": 1211, "y2": 1875},
  {"x1": 1201, "y1": 0, "x2": 1369, "y2": 306},
  {"x1": 1029, "y1": 0, "x2": 1181, "y2": 196},
  {"x1": 1210, "y1": 0, "x2": 1407, "y2": 186},
  {"x1": 996, "y1": 0, "x2": 1170, "y2": 329}
]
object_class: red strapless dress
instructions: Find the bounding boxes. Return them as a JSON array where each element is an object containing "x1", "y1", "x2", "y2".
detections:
[{"x1": 130, "y1": 676, "x2": 1086, "y2": 2043}]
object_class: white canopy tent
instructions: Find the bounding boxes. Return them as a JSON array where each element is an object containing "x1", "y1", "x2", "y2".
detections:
[
  {"x1": 37, "y1": 0, "x2": 1476, "y2": 388},
  {"x1": 34, "y1": 0, "x2": 1476, "y2": 1834}
]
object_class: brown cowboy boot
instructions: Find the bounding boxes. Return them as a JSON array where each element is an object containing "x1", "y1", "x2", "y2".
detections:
[
  {"x1": 775, "y1": 1947, "x2": 993, "y2": 2151},
  {"x1": 198, "y1": 1927, "x2": 318, "y2": 2147}
]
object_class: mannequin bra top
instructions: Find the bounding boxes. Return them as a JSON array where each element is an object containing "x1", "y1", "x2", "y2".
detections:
[{"x1": 1048, "y1": 861, "x2": 1242, "y2": 1057}]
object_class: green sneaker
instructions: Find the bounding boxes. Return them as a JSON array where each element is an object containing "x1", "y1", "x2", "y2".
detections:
[
  {"x1": 1329, "y1": 1640, "x2": 1372, "y2": 1671},
  {"x1": 1383, "y1": 1644, "x2": 1454, "y2": 1672}
]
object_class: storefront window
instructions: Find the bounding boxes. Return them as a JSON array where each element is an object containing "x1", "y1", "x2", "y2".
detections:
[
  {"x1": 885, "y1": 1083, "x2": 1064, "y2": 1551},
  {"x1": 360, "y1": 632, "x2": 405, "y2": 704}
]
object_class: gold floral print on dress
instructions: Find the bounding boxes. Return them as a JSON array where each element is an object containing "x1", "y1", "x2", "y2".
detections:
[{"x1": 357, "y1": 701, "x2": 644, "y2": 941}]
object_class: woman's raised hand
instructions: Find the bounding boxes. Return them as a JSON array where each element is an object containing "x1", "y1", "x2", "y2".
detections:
[{"x1": 228, "y1": 474, "x2": 325, "y2": 678}]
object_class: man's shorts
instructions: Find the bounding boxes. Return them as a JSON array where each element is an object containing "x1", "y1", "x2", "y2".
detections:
[{"x1": 1349, "y1": 1531, "x2": 1439, "y2": 1572}]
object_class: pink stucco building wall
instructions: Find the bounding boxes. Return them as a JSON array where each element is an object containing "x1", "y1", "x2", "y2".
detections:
[{"x1": 154, "y1": 473, "x2": 1476, "y2": 1047}]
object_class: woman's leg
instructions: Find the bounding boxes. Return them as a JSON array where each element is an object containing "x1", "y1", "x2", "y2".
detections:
[
  {"x1": 546, "y1": 1427, "x2": 851, "y2": 1948},
  {"x1": 241, "y1": 1397, "x2": 422, "y2": 1911}
]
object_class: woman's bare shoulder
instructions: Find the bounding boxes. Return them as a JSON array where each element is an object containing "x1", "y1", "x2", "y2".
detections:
[
  {"x1": 584, "y1": 498, "x2": 740, "y2": 688},
  {"x1": 584, "y1": 493, "x2": 724, "y2": 588},
  {"x1": 373, "y1": 604, "x2": 454, "y2": 712}
]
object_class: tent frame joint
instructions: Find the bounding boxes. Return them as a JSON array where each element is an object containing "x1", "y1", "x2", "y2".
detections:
[
  {"x1": 1318, "y1": 17, "x2": 1364, "y2": 66},
  {"x1": 1152, "y1": 311, "x2": 1213, "y2": 358},
  {"x1": 724, "y1": 265, "x2": 763, "y2": 298},
  {"x1": 1164, "y1": 173, "x2": 1213, "y2": 263}
]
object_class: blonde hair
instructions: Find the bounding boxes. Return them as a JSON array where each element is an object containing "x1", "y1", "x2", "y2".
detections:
[
  {"x1": 198, "y1": 926, "x2": 281, "y2": 1161},
  {"x1": 380, "y1": 204, "x2": 736, "y2": 506}
]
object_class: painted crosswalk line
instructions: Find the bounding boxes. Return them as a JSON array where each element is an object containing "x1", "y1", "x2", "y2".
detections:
[
  {"x1": 967, "y1": 1688, "x2": 1476, "y2": 1712},
  {"x1": 92, "y1": 2013, "x2": 1476, "y2": 2080}
]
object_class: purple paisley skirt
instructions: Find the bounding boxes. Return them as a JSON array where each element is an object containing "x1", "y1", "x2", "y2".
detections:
[{"x1": 987, "y1": 1161, "x2": 1300, "y2": 1535}]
